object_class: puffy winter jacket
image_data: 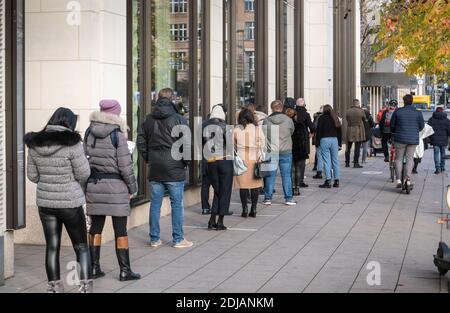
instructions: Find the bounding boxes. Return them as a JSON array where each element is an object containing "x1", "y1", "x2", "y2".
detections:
[
  {"x1": 137, "y1": 97, "x2": 190, "y2": 182},
  {"x1": 390, "y1": 105, "x2": 425, "y2": 145},
  {"x1": 202, "y1": 117, "x2": 232, "y2": 161},
  {"x1": 84, "y1": 112, "x2": 137, "y2": 217},
  {"x1": 428, "y1": 111, "x2": 450, "y2": 147},
  {"x1": 24, "y1": 125, "x2": 91, "y2": 209}
]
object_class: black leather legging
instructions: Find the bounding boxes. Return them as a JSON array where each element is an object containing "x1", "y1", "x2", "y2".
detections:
[
  {"x1": 292, "y1": 159, "x2": 306, "y2": 186},
  {"x1": 39, "y1": 207, "x2": 92, "y2": 282}
]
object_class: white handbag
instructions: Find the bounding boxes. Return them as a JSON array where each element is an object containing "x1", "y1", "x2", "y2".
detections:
[{"x1": 233, "y1": 150, "x2": 248, "y2": 176}]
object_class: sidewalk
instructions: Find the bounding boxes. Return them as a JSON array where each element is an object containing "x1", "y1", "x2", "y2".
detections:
[{"x1": 1, "y1": 150, "x2": 449, "y2": 293}]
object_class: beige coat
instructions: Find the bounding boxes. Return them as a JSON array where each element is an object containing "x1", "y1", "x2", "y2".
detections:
[
  {"x1": 345, "y1": 106, "x2": 367, "y2": 143},
  {"x1": 233, "y1": 124, "x2": 265, "y2": 189}
]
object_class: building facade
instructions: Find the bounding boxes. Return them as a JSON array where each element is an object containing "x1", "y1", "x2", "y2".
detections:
[{"x1": 0, "y1": 0, "x2": 360, "y2": 284}]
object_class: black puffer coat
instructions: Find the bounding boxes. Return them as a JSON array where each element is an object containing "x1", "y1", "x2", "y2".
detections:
[
  {"x1": 292, "y1": 106, "x2": 314, "y2": 161},
  {"x1": 428, "y1": 111, "x2": 450, "y2": 147},
  {"x1": 137, "y1": 97, "x2": 190, "y2": 182}
]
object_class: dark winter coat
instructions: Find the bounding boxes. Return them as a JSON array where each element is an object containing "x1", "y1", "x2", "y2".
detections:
[
  {"x1": 84, "y1": 112, "x2": 137, "y2": 217},
  {"x1": 390, "y1": 105, "x2": 425, "y2": 145},
  {"x1": 136, "y1": 97, "x2": 190, "y2": 182},
  {"x1": 292, "y1": 106, "x2": 314, "y2": 161},
  {"x1": 24, "y1": 125, "x2": 91, "y2": 209},
  {"x1": 363, "y1": 110, "x2": 375, "y2": 142},
  {"x1": 428, "y1": 111, "x2": 450, "y2": 147}
]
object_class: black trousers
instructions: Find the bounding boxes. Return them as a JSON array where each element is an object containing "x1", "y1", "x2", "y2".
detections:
[
  {"x1": 39, "y1": 207, "x2": 92, "y2": 282},
  {"x1": 240, "y1": 188, "x2": 259, "y2": 210},
  {"x1": 201, "y1": 174, "x2": 218, "y2": 211},
  {"x1": 89, "y1": 215, "x2": 128, "y2": 238},
  {"x1": 293, "y1": 159, "x2": 306, "y2": 186},
  {"x1": 345, "y1": 142, "x2": 362, "y2": 164},
  {"x1": 207, "y1": 160, "x2": 234, "y2": 215},
  {"x1": 382, "y1": 134, "x2": 392, "y2": 159}
]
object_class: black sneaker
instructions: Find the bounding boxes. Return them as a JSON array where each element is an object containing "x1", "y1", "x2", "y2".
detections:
[
  {"x1": 333, "y1": 180, "x2": 340, "y2": 188},
  {"x1": 313, "y1": 172, "x2": 323, "y2": 179},
  {"x1": 345, "y1": 163, "x2": 350, "y2": 168},
  {"x1": 354, "y1": 164, "x2": 363, "y2": 169},
  {"x1": 299, "y1": 183, "x2": 309, "y2": 188},
  {"x1": 435, "y1": 170, "x2": 441, "y2": 175},
  {"x1": 202, "y1": 209, "x2": 211, "y2": 215}
]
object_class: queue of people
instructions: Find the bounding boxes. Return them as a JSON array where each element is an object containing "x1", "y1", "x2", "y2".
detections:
[{"x1": 26, "y1": 86, "x2": 442, "y2": 294}]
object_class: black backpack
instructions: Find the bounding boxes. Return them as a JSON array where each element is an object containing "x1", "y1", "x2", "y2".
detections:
[{"x1": 84, "y1": 127, "x2": 119, "y2": 149}]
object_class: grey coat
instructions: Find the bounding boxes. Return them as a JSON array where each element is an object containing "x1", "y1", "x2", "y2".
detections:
[
  {"x1": 84, "y1": 112, "x2": 137, "y2": 217},
  {"x1": 24, "y1": 126, "x2": 91, "y2": 209}
]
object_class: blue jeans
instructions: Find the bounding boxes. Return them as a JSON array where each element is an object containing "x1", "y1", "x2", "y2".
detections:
[
  {"x1": 264, "y1": 153, "x2": 293, "y2": 201},
  {"x1": 320, "y1": 137, "x2": 340, "y2": 181},
  {"x1": 434, "y1": 146, "x2": 446, "y2": 171},
  {"x1": 316, "y1": 147, "x2": 324, "y2": 171},
  {"x1": 149, "y1": 181, "x2": 185, "y2": 245}
]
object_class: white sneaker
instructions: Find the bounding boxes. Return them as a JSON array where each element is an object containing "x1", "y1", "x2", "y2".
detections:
[
  {"x1": 150, "y1": 239, "x2": 162, "y2": 248},
  {"x1": 173, "y1": 239, "x2": 194, "y2": 249},
  {"x1": 263, "y1": 200, "x2": 272, "y2": 206},
  {"x1": 285, "y1": 200, "x2": 297, "y2": 206}
]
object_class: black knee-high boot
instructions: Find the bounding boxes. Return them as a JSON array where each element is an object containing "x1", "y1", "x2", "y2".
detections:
[
  {"x1": 89, "y1": 234, "x2": 106, "y2": 279},
  {"x1": 115, "y1": 237, "x2": 141, "y2": 282}
]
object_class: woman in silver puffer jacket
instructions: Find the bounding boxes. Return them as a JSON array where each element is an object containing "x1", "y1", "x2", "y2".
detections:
[{"x1": 24, "y1": 107, "x2": 93, "y2": 293}]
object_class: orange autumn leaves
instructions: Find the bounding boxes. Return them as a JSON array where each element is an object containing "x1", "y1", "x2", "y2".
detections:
[{"x1": 376, "y1": 0, "x2": 450, "y2": 80}]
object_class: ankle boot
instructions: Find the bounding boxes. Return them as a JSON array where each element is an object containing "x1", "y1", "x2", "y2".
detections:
[
  {"x1": 115, "y1": 237, "x2": 141, "y2": 282},
  {"x1": 241, "y1": 204, "x2": 248, "y2": 218},
  {"x1": 47, "y1": 280, "x2": 64, "y2": 293},
  {"x1": 319, "y1": 180, "x2": 332, "y2": 189},
  {"x1": 208, "y1": 214, "x2": 218, "y2": 230},
  {"x1": 89, "y1": 234, "x2": 106, "y2": 279},
  {"x1": 216, "y1": 215, "x2": 227, "y2": 231},
  {"x1": 333, "y1": 180, "x2": 340, "y2": 188},
  {"x1": 293, "y1": 187, "x2": 301, "y2": 196},
  {"x1": 313, "y1": 172, "x2": 323, "y2": 179},
  {"x1": 249, "y1": 204, "x2": 257, "y2": 218},
  {"x1": 354, "y1": 163, "x2": 363, "y2": 169}
]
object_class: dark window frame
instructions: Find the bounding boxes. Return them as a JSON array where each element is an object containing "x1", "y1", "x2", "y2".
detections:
[
  {"x1": 127, "y1": 0, "x2": 206, "y2": 206},
  {"x1": 5, "y1": 0, "x2": 26, "y2": 230},
  {"x1": 276, "y1": 0, "x2": 304, "y2": 101}
]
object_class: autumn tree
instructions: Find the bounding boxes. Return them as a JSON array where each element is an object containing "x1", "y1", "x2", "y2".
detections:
[{"x1": 375, "y1": 0, "x2": 450, "y2": 80}]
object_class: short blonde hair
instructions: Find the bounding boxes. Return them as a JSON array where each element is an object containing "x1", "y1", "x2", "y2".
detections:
[{"x1": 271, "y1": 100, "x2": 283, "y2": 112}]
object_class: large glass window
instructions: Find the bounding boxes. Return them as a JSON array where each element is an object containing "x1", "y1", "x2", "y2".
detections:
[
  {"x1": 224, "y1": 0, "x2": 257, "y2": 121},
  {"x1": 128, "y1": 0, "x2": 204, "y2": 201},
  {"x1": 279, "y1": 0, "x2": 295, "y2": 100}
]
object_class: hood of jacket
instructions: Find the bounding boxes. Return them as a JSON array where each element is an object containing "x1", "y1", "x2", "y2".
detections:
[
  {"x1": 266, "y1": 112, "x2": 290, "y2": 125},
  {"x1": 152, "y1": 97, "x2": 178, "y2": 120},
  {"x1": 432, "y1": 111, "x2": 448, "y2": 120},
  {"x1": 89, "y1": 111, "x2": 128, "y2": 138},
  {"x1": 24, "y1": 125, "x2": 82, "y2": 156}
]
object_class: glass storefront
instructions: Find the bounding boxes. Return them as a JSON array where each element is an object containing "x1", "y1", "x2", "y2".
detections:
[{"x1": 129, "y1": 0, "x2": 203, "y2": 202}]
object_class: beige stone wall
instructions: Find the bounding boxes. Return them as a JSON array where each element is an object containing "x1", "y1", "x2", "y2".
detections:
[
  {"x1": 16, "y1": 0, "x2": 202, "y2": 246},
  {"x1": 303, "y1": 0, "x2": 334, "y2": 114}
]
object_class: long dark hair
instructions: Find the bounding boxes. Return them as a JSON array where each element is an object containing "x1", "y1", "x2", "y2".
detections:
[
  {"x1": 238, "y1": 108, "x2": 256, "y2": 128},
  {"x1": 46, "y1": 107, "x2": 78, "y2": 131},
  {"x1": 323, "y1": 105, "x2": 341, "y2": 128}
]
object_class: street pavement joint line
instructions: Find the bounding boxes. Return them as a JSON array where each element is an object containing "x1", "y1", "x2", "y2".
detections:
[
  {"x1": 184, "y1": 226, "x2": 258, "y2": 232},
  {"x1": 253, "y1": 160, "x2": 388, "y2": 293},
  {"x1": 209, "y1": 163, "x2": 378, "y2": 293}
]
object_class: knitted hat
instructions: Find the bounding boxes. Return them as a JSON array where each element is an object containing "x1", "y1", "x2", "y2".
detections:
[
  {"x1": 99, "y1": 100, "x2": 121, "y2": 116},
  {"x1": 210, "y1": 104, "x2": 226, "y2": 121}
]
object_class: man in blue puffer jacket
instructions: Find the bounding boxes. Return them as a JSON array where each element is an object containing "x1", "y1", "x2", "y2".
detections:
[
  {"x1": 390, "y1": 94, "x2": 425, "y2": 188},
  {"x1": 428, "y1": 107, "x2": 450, "y2": 174}
]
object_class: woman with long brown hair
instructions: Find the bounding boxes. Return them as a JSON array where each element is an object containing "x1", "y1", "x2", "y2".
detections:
[{"x1": 315, "y1": 105, "x2": 342, "y2": 189}]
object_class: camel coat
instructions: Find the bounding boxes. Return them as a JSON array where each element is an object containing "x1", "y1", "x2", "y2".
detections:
[{"x1": 233, "y1": 124, "x2": 265, "y2": 189}]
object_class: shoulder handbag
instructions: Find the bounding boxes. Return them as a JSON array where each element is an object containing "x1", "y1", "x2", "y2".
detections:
[
  {"x1": 233, "y1": 149, "x2": 248, "y2": 176},
  {"x1": 254, "y1": 148, "x2": 272, "y2": 179}
]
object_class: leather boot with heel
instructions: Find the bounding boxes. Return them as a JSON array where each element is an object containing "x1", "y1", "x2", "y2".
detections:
[
  {"x1": 89, "y1": 234, "x2": 106, "y2": 280},
  {"x1": 115, "y1": 237, "x2": 141, "y2": 282}
]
